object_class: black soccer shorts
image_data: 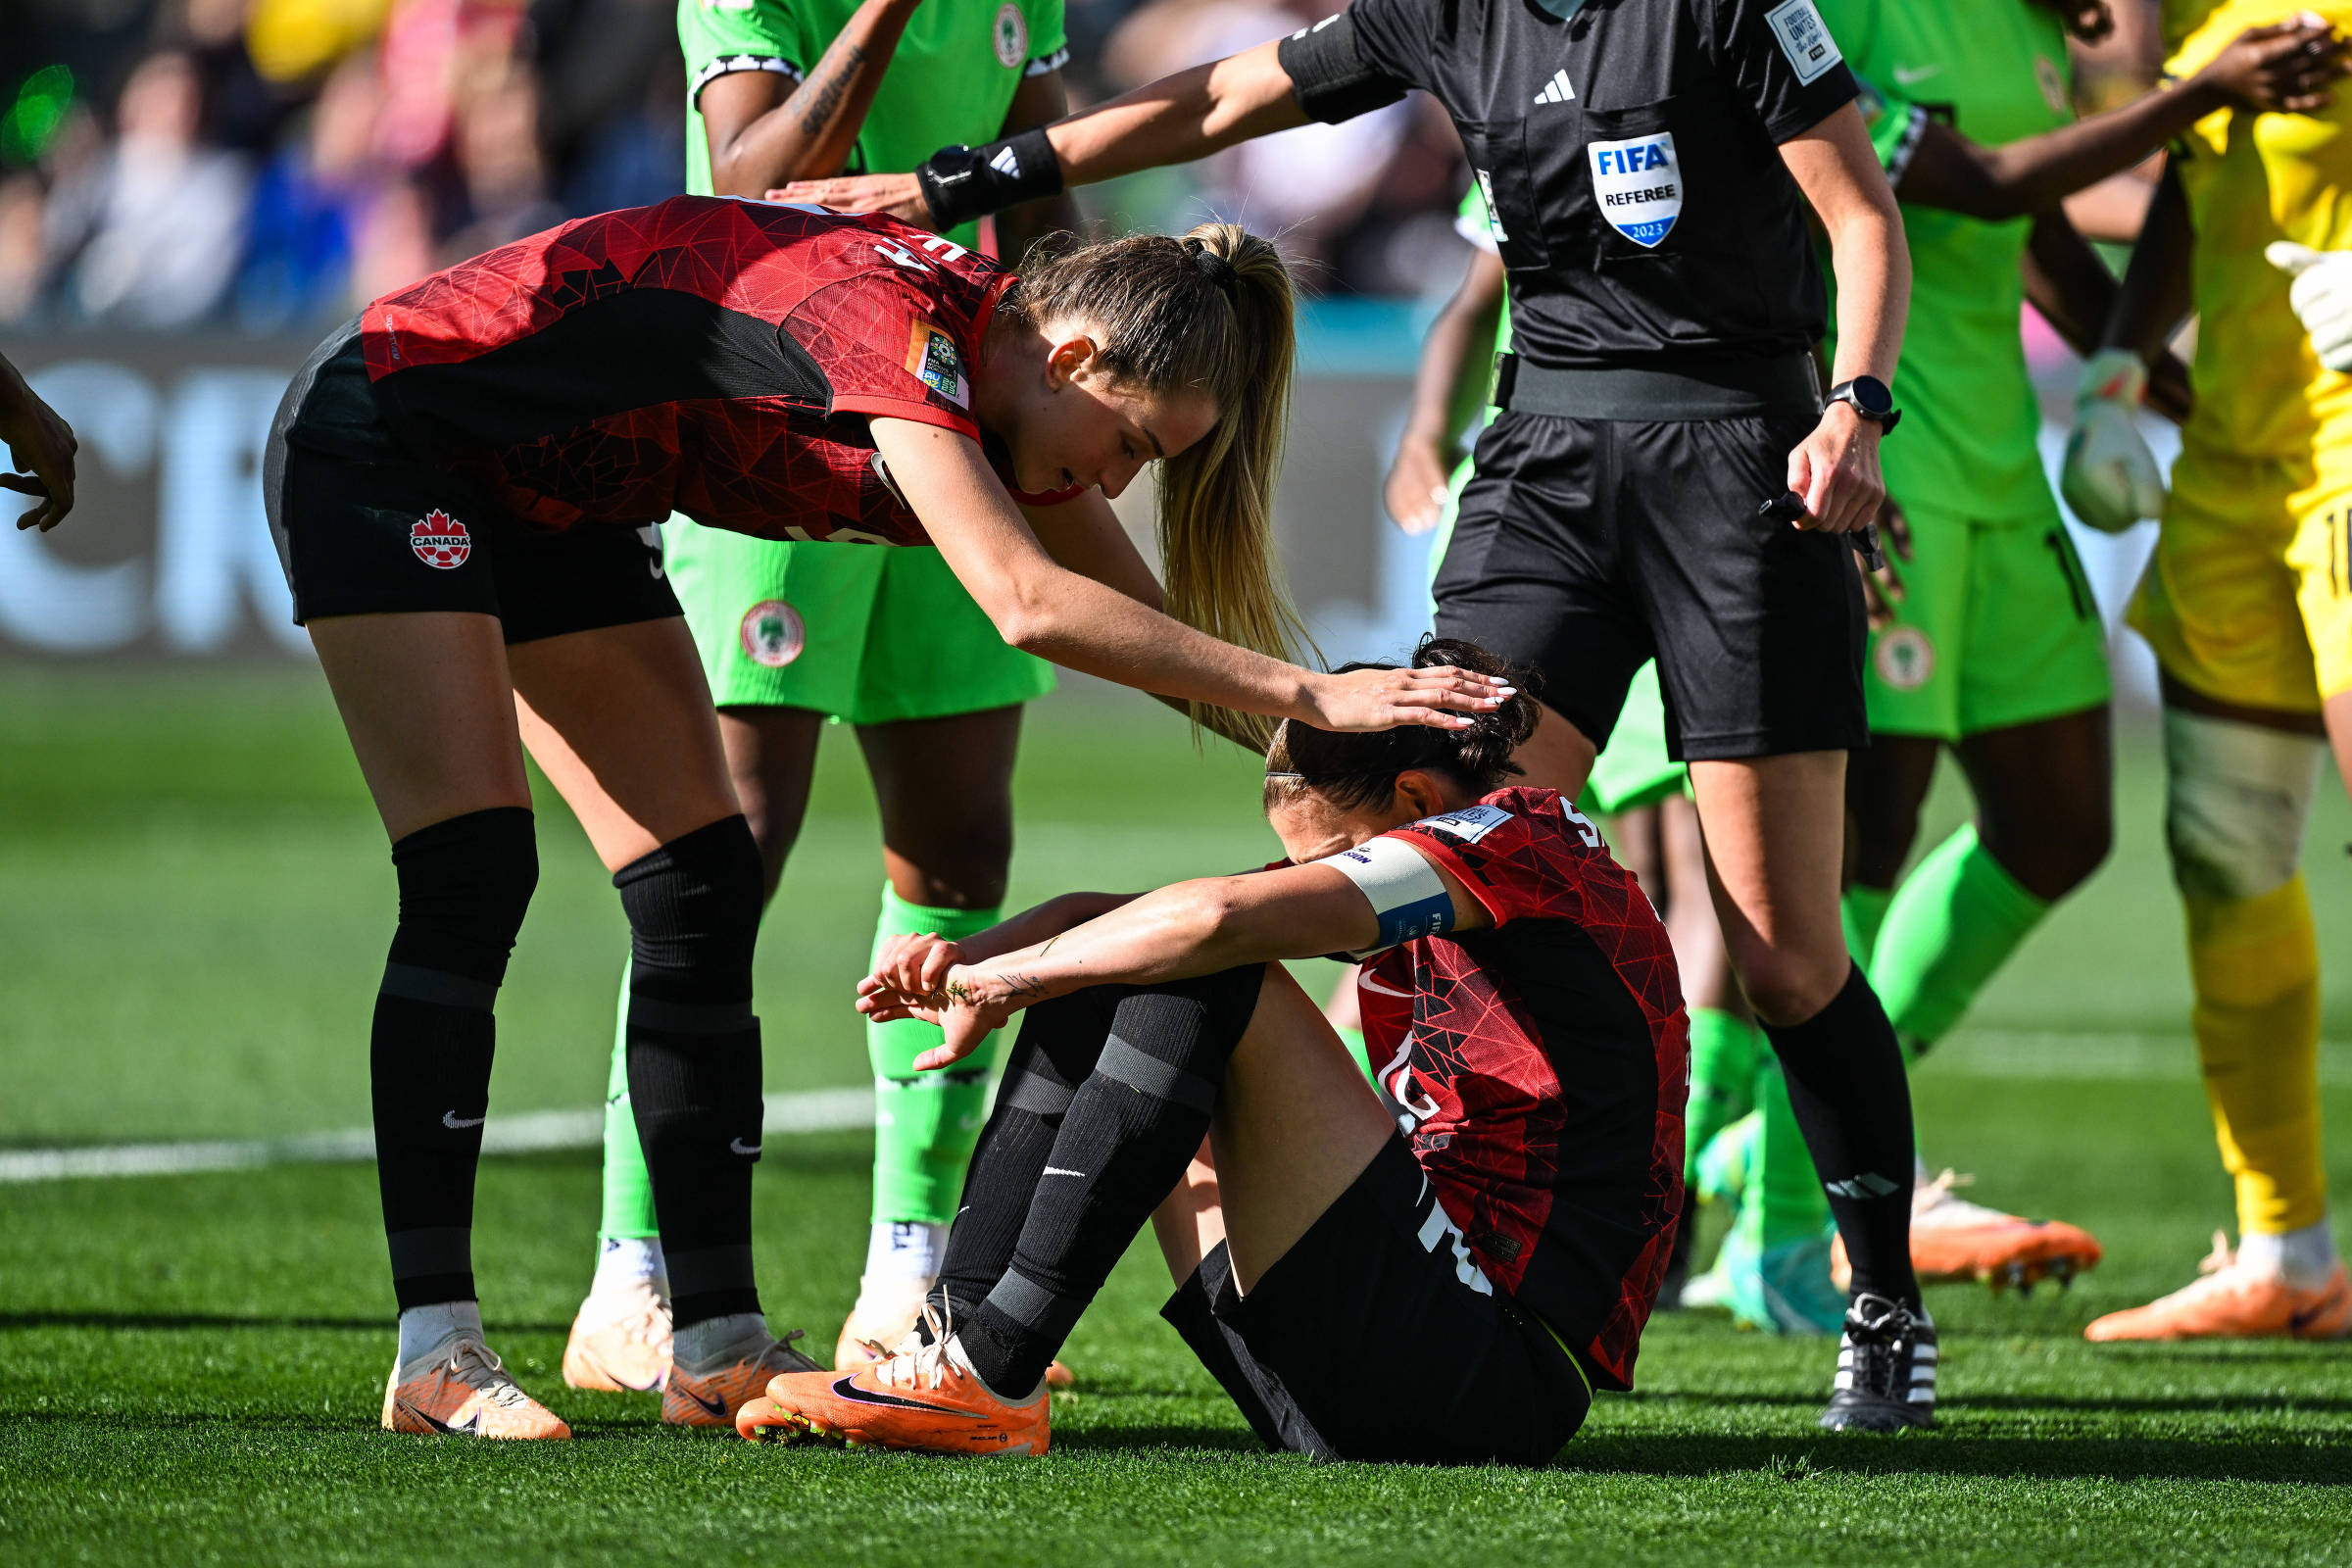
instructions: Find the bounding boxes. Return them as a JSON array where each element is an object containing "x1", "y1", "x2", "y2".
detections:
[
  {"x1": 1160, "y1": 1136, "x2": 1592, "y2": 1466},
  {"x1": 1432, "y1": 409, "x2": 1869, "y2": 760},
  {"x1": 263, "y1": 321, "x2": 681, "y2": 645}
]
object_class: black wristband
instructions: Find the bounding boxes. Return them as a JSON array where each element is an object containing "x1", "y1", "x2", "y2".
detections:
[{"x1": 916, "y1": 126, "x2": 1063, "y2": 231}]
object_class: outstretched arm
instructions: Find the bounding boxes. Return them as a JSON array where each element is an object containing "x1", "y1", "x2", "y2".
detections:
[
  {"x1": 872, "y1": 416, "x2": 1510, "y2": 733},
  {"x1": 770, "y1": 36, "x2": 1310, "y2": 225},
  {"x1": 861, "y1": 850, "x2": 1491, "y2": 1067},
  {"x1": 1893, "y1": 19, "x2": 2342, "y2": 221}
]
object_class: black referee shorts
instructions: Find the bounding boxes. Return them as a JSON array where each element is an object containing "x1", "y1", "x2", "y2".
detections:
[
  {"x1": 1432, "y1": 409, "x2": 1868, "y2": 760},
  {"x1": 263, "y1": 321, "x2": 681, "y2": 645},
  {"x1": 1160, "y1": 1136, "x2": 1592, "y2": 1467}
]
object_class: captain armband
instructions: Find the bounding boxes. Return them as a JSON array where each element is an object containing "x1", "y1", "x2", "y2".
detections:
[
  {"x1": 1276, "y1": 12, "x2": 1407, "y2": 124},
  {"x1": 1315, "y1": 834, "x2": 1454, "y2": 957}
]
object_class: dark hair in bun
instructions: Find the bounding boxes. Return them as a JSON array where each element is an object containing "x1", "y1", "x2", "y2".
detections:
[{"x1": 1261, "y1": 636, "x2": 1541, "y2": 813}]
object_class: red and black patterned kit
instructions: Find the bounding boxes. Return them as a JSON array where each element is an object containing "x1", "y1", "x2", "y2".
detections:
[
  {"x1": 1357, "y1": 785, "x2": 1690, "y2": 1391},
  {"x1": 360, "y1": 197, "x2": 1021, "y2": 544}
]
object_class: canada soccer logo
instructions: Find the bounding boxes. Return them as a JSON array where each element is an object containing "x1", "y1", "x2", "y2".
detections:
[{"x1": 410, "y1": 510, "x2": 471, "y2": 569}]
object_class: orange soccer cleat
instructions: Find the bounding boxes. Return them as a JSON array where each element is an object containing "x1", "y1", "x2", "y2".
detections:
[
  {"x1": 742, "y1": 1318, "x2": 1048, "y2": 1455},
  {"x1": 563, "y1": 1279, "x2": 672, "y2": 1392},
  {"x1": 835, "y1": 1284, "x2": 1075, "y2": 1390},
  {"x1": 662, "y1": 1331, "x2": 820, "y2": 1427},
  {"x1": 1831, "y1": 1169, "x2": 2103, "y2": 1295},
  {"x1": 2085, "y1": 1233, "x2": 2352, "y2": 1343},
  {"x1": 382, "y1": 1335, "x2": 570, "y2": 1440}
]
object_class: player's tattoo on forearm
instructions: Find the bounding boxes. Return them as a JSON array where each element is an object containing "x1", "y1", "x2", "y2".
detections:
[{"x1": 797, "y1": 44, "x2": 864, "y2": 137}]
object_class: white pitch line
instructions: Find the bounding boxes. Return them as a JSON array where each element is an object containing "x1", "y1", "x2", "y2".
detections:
[{"x1": 0, "y1": 1085, "x2": 874, "y2": 1186}]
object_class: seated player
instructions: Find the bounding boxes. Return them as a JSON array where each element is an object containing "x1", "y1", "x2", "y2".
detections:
[{"x1": 737, "y1": 637, "x2": 1925, "y2": 1454}]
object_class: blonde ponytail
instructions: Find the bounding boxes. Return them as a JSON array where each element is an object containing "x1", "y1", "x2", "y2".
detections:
[{"x1": 1004, "y1": 221, "x2": 1315, "y2": 749}]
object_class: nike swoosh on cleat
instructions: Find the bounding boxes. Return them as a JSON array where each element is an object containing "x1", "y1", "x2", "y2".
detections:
[
  {"x1": 681, "y1": 1386, "x2": 731, "y2": 1420},
  {"x1": 828, "y1": 1376, "x2": 987, "y2": 1416},
  {"x1": 2290, "y1": 1299, "x2": 2338, "y2": 1333},
  {"x1": 403, "y1": 1400, "x2": 475, "y2": 1435},
  {"x1": 442, "y1": 1111, "x2": 485, "y2": 1130}
]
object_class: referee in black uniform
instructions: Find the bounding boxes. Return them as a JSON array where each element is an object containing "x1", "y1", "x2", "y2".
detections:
[{"x1": 778, "y1": 0, "x2": 1928, "y2": 1433}]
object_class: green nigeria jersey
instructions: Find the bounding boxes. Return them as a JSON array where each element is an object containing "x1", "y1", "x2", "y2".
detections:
[
  {"x1": 1456, "y1": 186, "x2": 1509, "y2": 429},
  {"x1": 1817, "y1": 0, "x2": 2073, "y2": 523},
  {"x1": 677, "y1": 0, "x2": 1067, "y2": 249}
]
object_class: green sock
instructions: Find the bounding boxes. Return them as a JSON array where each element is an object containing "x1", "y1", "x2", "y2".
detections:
[
  {"x1": 870, "y1": 887, "x2": 1006, "y2": 1227},
  {"x1": 1871, "y1": 823, "x2": 2050, "y2": 1057},
  {"x1": 1684, "y1": 1006, "x2": 1761, "y2": 1186},
  {"x1": 1747, "y1": 1056, "x2": 1831, "y2": 1249},
  {"x1": 599, "y1": 957, "x2": 660, "y2": 1241},
  {"x1": 1842, "y1": 884, "x2": 1895, "y2": 971}
]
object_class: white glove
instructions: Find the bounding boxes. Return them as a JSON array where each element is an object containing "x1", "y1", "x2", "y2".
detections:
[
  {"x1": 2061, "y1": 349, "x2": 2166, "y2": 534},
  {"x1": 2267, "y1": 241, "x2": 2352, "y2": 372}
]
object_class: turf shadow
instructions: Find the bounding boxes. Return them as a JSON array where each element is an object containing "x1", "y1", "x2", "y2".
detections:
[{"x1": 1553, "y1": 1432, "x2": 2352, "y2": 1485}]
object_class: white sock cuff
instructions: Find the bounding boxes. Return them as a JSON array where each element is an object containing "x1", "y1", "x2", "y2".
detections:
[
  {"x1": 863, "y1": 1220, "x2": 950, "y2": 1283},
  {"x1": 396, "y1": 1299, "x2": 483, "y2": 1367},
  {"x1": 2238, "y1": 1219, "x2": 2337, "y2": 1288}
]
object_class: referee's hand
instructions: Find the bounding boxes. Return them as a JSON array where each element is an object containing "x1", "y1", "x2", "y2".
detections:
[{"x1": 1785, "y1": 402, "x2": 1884, "y2": 535}]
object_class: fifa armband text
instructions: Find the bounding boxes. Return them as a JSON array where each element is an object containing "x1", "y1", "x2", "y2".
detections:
[
  {"x1": 916, "y1": 127, "x2": 1062, "y2": 232},
  {"x1": 1316, "y1": 834, "x2": 1454, "y2": 956},
  {"x1": 1277, "y1": 13, "x2": 1407, "y2": 124}
]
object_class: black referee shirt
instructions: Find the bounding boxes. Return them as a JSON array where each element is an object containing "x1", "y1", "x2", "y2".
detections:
[{"x1": 1280, "y1": 0, "x2": 1858, "y2": 369}]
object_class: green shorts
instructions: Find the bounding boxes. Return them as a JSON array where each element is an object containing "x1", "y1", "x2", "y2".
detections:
[
  {"x1": 1865, "y1": 507, "x2": 2110, "y2": 740},
  {"x1": 1430, "y1": 452, "x2": 1682, "y2": 817},
  {"x1": 665, "y1": 517, "x2": 1054, "y2": 723}
]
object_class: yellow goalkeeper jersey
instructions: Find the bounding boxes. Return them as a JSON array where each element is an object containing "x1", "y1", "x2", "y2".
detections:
[{"x1": 2168, "y1": 0, "x2": 2352, "y2": 459}]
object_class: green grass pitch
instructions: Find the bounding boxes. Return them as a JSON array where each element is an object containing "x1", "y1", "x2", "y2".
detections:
[{"x1": 3, "y1": 662, "x2": 2349, "y2": 1566}]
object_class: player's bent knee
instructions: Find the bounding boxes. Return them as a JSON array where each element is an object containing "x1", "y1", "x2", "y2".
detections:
[
  {"x1": 613, "y1": 813, "x2": 765, "y2": 982},
  {"x1": 1730, "y1": 948, "x2": 1849, "y2": 1029},
  {"x1": 390, "y1": 805, "x2": 540, "y2": 956},
  {"x1": 2163, "y1": 709, "x2": 2326, "y2": 903}
]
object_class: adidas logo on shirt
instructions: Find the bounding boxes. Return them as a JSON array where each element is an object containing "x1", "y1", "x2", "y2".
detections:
[
  {"x1": 1533, "y1": 69, "x2": 1574, "y2": 105},
  {"x1": 989, "y1": 145, "x2": 1022, "y2": 176}
]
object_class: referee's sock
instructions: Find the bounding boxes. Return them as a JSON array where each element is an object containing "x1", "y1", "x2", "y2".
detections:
[
  {"x1": 372, "y1": 807, "x2": 537, "y2": 1313},
  {"x1": 927, "y1": 988, "x2": 1116, "y2": 1327},
  {"x1": 958, "y1": 966, "x2": 1265, "y2": 1396},
  {"x1": 1762, "y1": 964, "x2": 1920, "y2": 1309},
  {"x1": 616, "y1": 815, "x2": 767, "y2": 1333}
]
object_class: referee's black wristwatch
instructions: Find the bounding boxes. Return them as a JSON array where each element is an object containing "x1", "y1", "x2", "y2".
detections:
[{"x1": 1825, "y1": 375, "x2": 1901, "y2": 434}]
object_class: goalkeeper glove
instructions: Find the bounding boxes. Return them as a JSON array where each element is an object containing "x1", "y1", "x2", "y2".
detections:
[
  {"x1": 2266, "y1": 241, "x2": 2352, "y2": 372},
  {"x1": 2061, "y1": 349, "x2": 2165, "y2": 534}
]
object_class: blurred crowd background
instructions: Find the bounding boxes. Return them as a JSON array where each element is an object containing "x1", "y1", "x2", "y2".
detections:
[{"x1": 0, "y1": 0, "x2": 2182, "y2": 329}]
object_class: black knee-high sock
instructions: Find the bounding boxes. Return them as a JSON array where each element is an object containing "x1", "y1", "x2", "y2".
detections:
[
  {"x1": 960, "y1": 965, "x2": 1264, "y2": 1395},
  {"x1": 616, "y1": 815, "x2": 766, "y2": 1331},
  {"x1": 928, "y1": 988, "x2": 1124, "y2": 1328},
  {"x1": 372, "y1": 808, "x2": 537, "y2": 1314},
  {"x1": 1764, "y1": 964, "x2": 1919, "y2": 1308}
]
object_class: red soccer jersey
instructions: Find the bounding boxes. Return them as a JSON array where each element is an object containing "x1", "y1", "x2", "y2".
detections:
[
  {"x1": 359, "y1": 196, "x2": 1075, "y2": 543},
  {"x1": 1353, "y1": 786, "x2": 1689, "y2": 1391}
]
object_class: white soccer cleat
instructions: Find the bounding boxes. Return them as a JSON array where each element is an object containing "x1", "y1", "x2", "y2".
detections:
[
  {"x1": 563, "y1": 1277, "x2": 672, "y2": 1392},
  {"x1": 383, "y1": 1333, "x2": 570, "y2": 1440}
]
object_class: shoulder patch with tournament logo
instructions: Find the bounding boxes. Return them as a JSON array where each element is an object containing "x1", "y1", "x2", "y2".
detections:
[
  {"x1": 1414, "y1": 803, "x2": 1513, "y2": 844},
  {"x1": 904, "y1": 319, "x2": 969, "y2": 408},
  {"x1": 1764, "y1": 0, "x2": 1842, "y2": 85}
]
